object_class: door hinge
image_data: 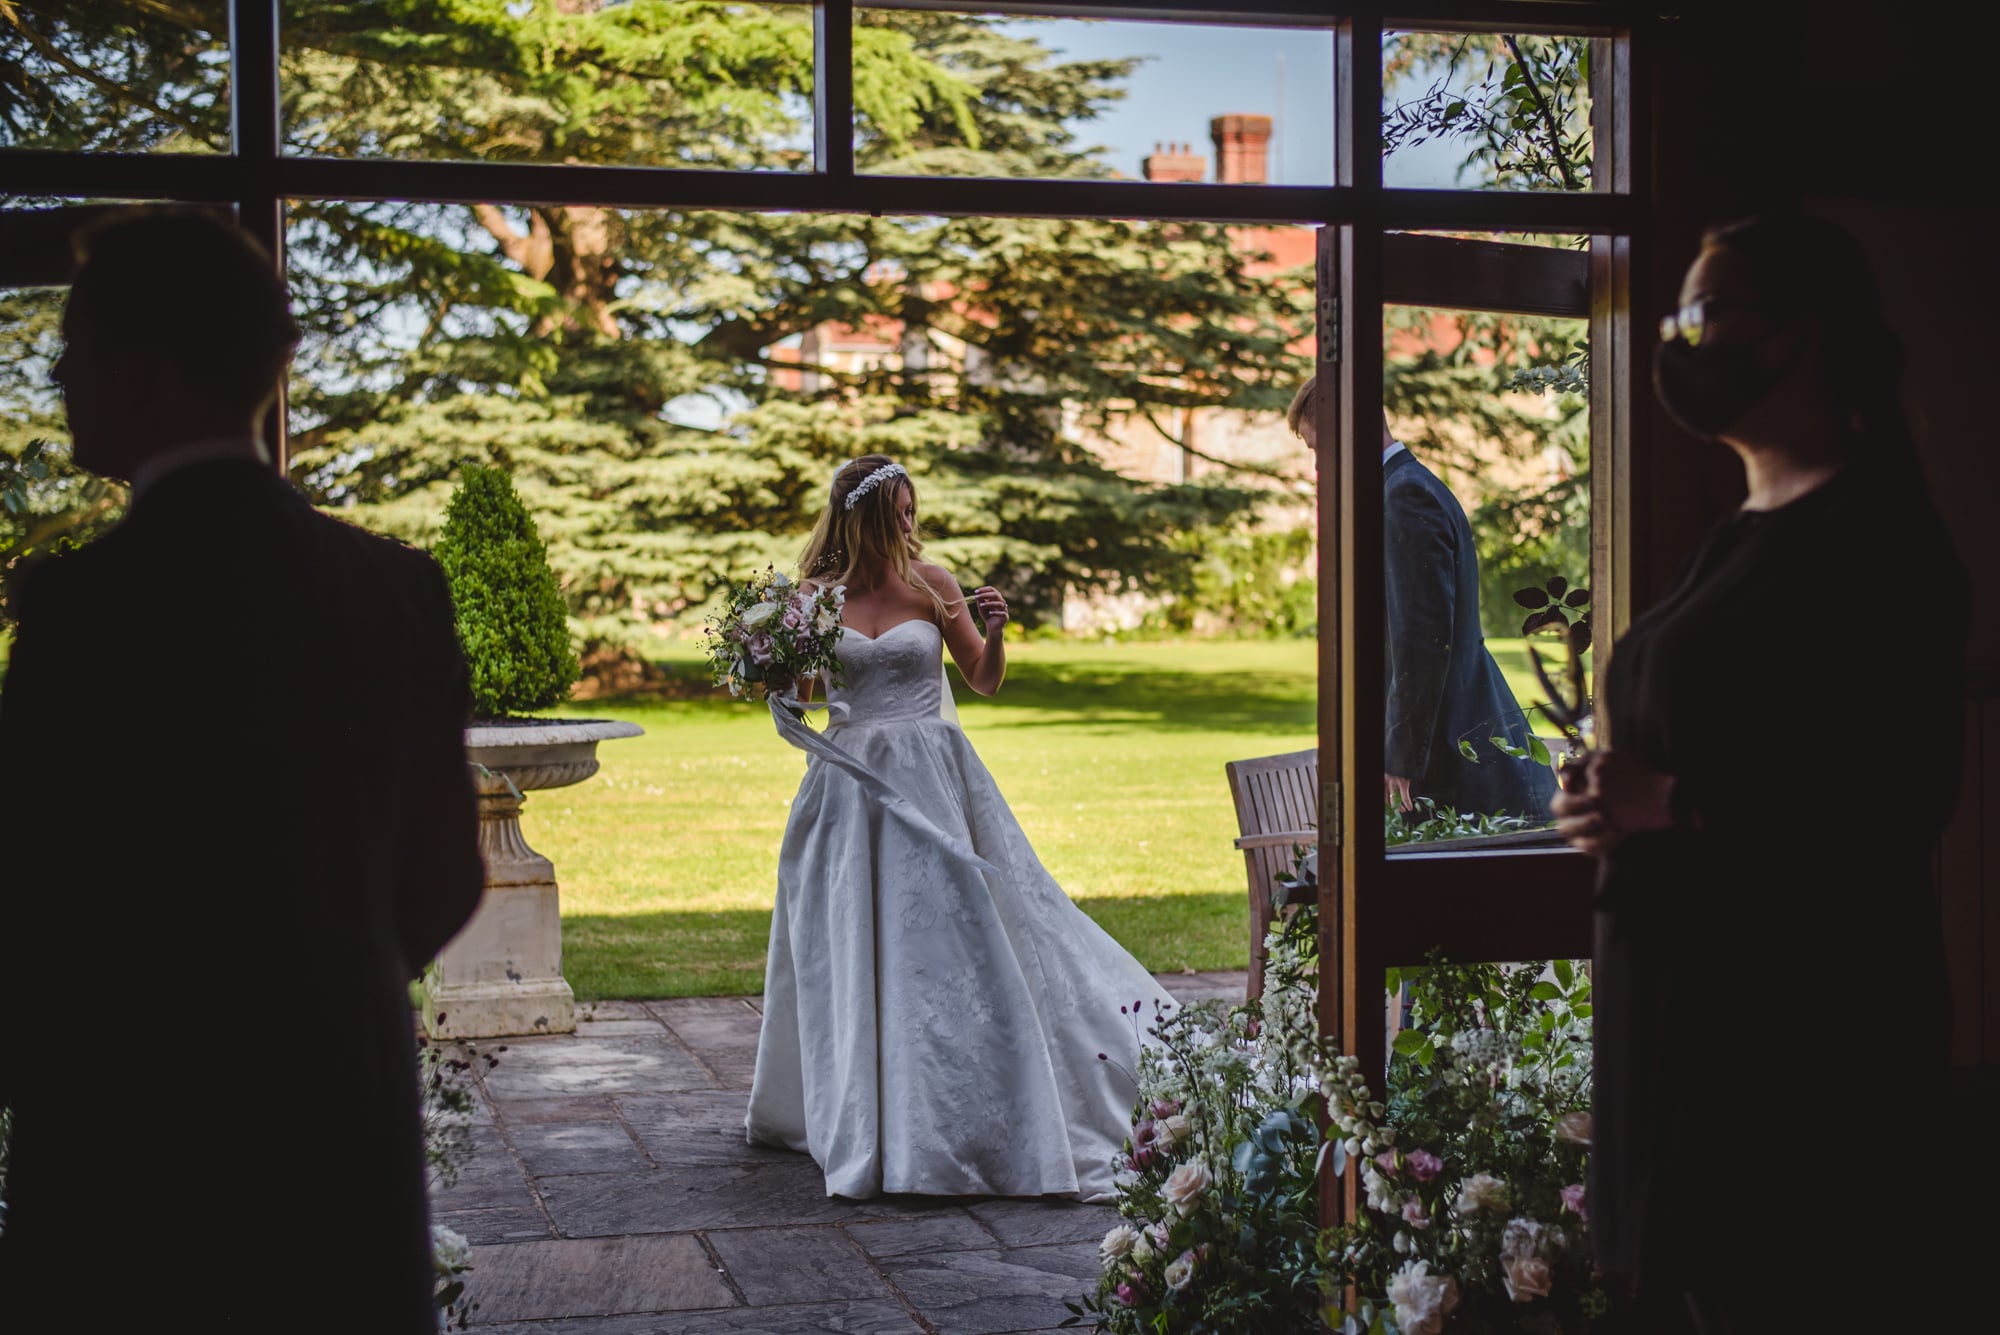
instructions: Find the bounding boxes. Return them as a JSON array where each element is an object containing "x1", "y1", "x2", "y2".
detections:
[
  {"x1": 1317, "y1": 293, "x2": 1340, "y2": 366},
  {"x1": 1322, "y1": 778, "x2": 1344, "y2": 848}
]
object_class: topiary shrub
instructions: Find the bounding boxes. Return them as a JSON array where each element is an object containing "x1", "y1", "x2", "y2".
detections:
[{"x1": 434, "y1": 465, "x2": 579, "y2": 719}]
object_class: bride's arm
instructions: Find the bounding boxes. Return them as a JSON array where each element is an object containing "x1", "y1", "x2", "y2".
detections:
[{"x1": 922, "y1": 563, "x2": 1006, "y2": 697}]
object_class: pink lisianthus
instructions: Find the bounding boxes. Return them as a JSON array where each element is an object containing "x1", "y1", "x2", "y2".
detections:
[
  {"x1": 1375, "y1": 1150, "x2": 1399, "y2": 1177},
  {"x1": 1115, "y1": 1281, "x2": 1144, "y2": 1307},
  {"x1": 1132, "y1": 1120, "x2": 1159, "y2": 1148},
  {"x1": 1150, "y1": 1098, "x2": 1179, "y2": 1119},
  {"x1": 1128, "y1": 1144, "x2": 1157, "y2": 1171},
  {"x1": 1560, "y1": 1183, "x2": 1587, "y2": 1221},
  {"x1": 1406, "y1": 1149, "x2": 1443, "y2": 1183},
  {"x1": 1402, "y1": 1196, "x2": 1432, "y2": 1230}
]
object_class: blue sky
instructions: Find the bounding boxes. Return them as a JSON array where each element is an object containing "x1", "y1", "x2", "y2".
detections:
[{"x1": 1005, "y1": 18, "x2": 1466, "y2": 188}]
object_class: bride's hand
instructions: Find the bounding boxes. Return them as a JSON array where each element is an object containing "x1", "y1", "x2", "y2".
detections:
[{"x1": 971, "y1": 586, "x2": 1009, "y2": 635}]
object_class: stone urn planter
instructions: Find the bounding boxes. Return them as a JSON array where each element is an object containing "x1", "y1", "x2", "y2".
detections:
[{"x1": 422, "y1": 717, "x2": 643, "y2": 1040}]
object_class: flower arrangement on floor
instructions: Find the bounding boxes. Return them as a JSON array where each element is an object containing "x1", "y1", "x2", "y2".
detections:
[
  {"x1": 1067, "y1": 903, "x2": 1329, "y2": 1334},
  {"x1": 702, "y1": 566, "x2": 846, "y2": 702},
  {"x1": 1320, "y1": 958, "x2": 1602, "y2": 1335},
  {"x1": 420, "y1": 1023, "x2": 501, "y2": 1331},
  {"x1": 1068, "y1": 850, "x2": 1602, "y2": 1335}
]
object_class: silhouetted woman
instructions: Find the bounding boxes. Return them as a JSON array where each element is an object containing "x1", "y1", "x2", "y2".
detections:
[{"x1": 1554, "y1": 215, "x2": 1968, "y2": 1332}]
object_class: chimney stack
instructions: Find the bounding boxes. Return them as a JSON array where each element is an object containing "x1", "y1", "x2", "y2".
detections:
[
  {"x1": 1141, "y1": 139, "x2": 1206, "y2": 183},
  {"x1": 1210, "y1": 114, "x2": 1273, "y2": 185}
]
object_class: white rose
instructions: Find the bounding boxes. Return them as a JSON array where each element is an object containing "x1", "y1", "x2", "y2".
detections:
[
  {"x1": 1132, "y1": 1230, "x2": 1156, "y2": 1264},
  {"x1": 1162, "y1": 1162, "x2": 1213, "y2": 1216},
  {"x1": 1554, "y1": 1111, "x2": 1592, "y2": 1145},
  {"x1": 1386, "y1": 1259, "x2": 1461, "y2": 1335},
  {"x1": 1499, "y1": 1218, "x2": 1553, "y2": 1302},
  {"x1": 1159, "y1": 1114, "x2": 1193, "y2": 1146},
  {"x1": 1455, "y1": 1172, "x2": 1511, "y2": 1216},
  {"x1": 430, "y1": 1224, "x2": 471, "y2": 1275},
  {"x1": 1099, "y1": 1225, "x2": 1139, "y2": 1269},
  {"x1": 741, "y1": 601, "x2": 780, "y2": 628},
  {"x1": 1163, "y1": 1250, "x2": 1196, "y2": 1292}
]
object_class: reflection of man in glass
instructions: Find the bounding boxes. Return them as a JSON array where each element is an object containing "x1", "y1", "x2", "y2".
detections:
[{"x1": 1288, "y1": 379, "x2": 1555, "y2": 822}]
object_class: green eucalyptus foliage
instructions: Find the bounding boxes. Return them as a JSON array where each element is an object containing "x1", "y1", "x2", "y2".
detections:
[{"x1": 434, "y1": 465, "x2": 579, "y2": 718}]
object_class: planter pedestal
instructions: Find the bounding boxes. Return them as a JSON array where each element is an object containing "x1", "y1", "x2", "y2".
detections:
[{"x1": 422, "y1": 719, "x2": 643, "y2": 1040}]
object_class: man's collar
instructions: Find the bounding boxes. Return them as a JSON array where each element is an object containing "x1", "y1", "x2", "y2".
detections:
[
  {"x1": 1383, "y1": 440, "x2": 1408, "y2": 464},
  {"x1": 129, "y1": 435, "x2": 271, "y2": 500}
]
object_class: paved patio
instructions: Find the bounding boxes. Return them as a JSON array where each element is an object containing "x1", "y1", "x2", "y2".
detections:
[{"x1": 433, "y1": 970, "x2": 1247, "y2": 1335}]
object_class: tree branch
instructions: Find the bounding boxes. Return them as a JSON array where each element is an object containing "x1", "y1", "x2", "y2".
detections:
[
  {"x1": 1137, "y1": 406, "x2": 1288, "y2": 481},
  {"x1": 1502, "y1": 35, "x2": 1581, "y2": 192},
  {"x1": 471, "y1": 204, "x2": 553, "y2": 281},
  {"x1": 4, "y1": 8, "x2": 216, "y2": 143}
]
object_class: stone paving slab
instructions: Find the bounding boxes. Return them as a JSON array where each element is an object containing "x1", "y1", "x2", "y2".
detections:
[
  {"x1": 509, "y1": 1119, "x2": 652, "y2": 1178},
  {"x1": 435, "y1": 1204, "x2": 556, "y2": 1246},
  {"x1": 480, "y1": 1035, "x2": 718, "y2": 1101},
  {"x1": 473, "y1": 1302, "x2": 925, "y2": 1334},
  {"x1": 447, "y1": 970, "x2": 1246, "y2": 1332},
  {"x1": 463, "y1": 1235, "x2": 734, "y2": 1323},
  {"x1": 877, "y1": 1244, "x2": 1103, "y2": 1335},
  {"x1": 843, "y1": 1214, "x2": 1001, "y2": 1260},
  {"x1": 616, "y1": 1092, "x2": 795, "y2": 1168},
  {"x1": 709, "y1": 1226, "x2": 893, "y2": 1305}
]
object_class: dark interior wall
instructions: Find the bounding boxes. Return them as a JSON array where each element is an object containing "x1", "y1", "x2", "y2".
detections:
[{"x1": 1646, "y1": 5, "x2": 1997, "y2": 1069}]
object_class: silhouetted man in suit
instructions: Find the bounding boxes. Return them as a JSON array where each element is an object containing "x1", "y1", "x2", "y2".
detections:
[
  {"x1": 1289, "y1": 380, "x2": 1554, "y2": 822},
  {"x1": 0, "y1": 209, "x2": 484, "y2": 1328}
]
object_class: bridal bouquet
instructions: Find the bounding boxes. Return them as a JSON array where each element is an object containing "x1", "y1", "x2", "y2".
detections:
[{"x1": 703, "y1": 567, "x2": 846, "y2": 701}]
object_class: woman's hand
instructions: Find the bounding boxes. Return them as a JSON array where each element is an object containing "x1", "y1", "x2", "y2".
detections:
[
  {"x1": 1552, "y1": 749, "x2": 1678, "y2": 859},
  {"x1": 971, "y1": 586, "x2": 1009, "y2": 636}
]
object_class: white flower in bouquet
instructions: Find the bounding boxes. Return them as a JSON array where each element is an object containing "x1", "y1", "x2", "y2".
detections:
[
  {"x1": 1099, "y1": 1225, "x2": 1139, "y2": 1269},
  {"x1": 1158, "y1": 1114, "x2": 1193, "y2": 1146},
  {"x1": 430, "y1": 1223, "x2": 471, "y2": 1276},
  {"x1": 1163, "y1": 1161, "x2": 1212, "y2": 1215},
  {"x1": 1386, "y1": 1259, "x2": 1461, "y2": 1335},
  {"x1": 1499, "y1": 1218, "x2": 1554, "y2": 1302},
  {"x1": 1554, "y1": 1110, "x2": 1593, "y2": 1145},
  {"x1": 741, "y1": 600, "x2": 781, "y2": 629},
  {"x1": 1455, "y1": 1172, "x2": 1511, "y2": 1216},
  {"x1": 1164, "y1": 1250, "x2": 1197, "y2": 1292}
]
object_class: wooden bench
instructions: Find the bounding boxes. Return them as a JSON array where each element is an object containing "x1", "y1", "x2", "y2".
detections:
[{"x1": 1225, "y1": 747, "x2": 1319, "y2": 1002}]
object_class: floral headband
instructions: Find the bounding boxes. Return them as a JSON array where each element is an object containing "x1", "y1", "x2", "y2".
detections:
[{"x1": 843, "y1": 461, "x2": 908, "y2": 511}]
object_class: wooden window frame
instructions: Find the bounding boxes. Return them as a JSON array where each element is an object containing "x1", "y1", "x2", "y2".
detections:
[{"x1": 1, "y1": 0, "x2": 1648, "y2": 1245}]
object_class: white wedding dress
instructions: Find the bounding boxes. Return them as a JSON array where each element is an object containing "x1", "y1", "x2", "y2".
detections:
[{"x1": 745, "y1": 617, "x2": 1172, "y2": 1201}]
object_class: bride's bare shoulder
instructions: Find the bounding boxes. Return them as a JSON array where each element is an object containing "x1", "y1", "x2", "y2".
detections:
[{"x1": 911, "y1": 561, "x2": 962, "y2": 596}]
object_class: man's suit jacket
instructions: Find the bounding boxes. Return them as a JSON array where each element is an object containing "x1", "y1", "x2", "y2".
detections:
[
  {"x1": 1384, "y1": 448, "x2": 1555, "y2": 821},
  {"x1": 0, "y1": 459, "x2": 483, "y2": 1328}
]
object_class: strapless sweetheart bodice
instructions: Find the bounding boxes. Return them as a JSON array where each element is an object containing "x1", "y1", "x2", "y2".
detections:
[{"x1": 826, "y1": 619, "x2": 944, "y2": 724}]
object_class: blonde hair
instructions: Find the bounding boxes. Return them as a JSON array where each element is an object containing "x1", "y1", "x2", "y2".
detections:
[
  {"x1": 1285, "y1": 376, "x2": 1317, "y2": 438},
  {"x1": 798, "y1": 455, "x2": 955, "y2": 621}
]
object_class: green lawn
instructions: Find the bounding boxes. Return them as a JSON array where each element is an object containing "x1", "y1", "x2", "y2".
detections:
[
  {"x1": 535, "y1": 636, "x2": 1318, "y2": 998},
  {"x1": 0, "y1": 627, "x2": 1564, "y2": 1001}
]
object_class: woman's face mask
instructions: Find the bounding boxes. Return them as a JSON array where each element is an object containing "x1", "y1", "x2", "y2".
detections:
[
  {"x1": 1652, "y1": 331, "x2": 1799, "y2": 439},
  {"x1": 1652, "y1": 257, "x2": 1804, "y2": 438}
]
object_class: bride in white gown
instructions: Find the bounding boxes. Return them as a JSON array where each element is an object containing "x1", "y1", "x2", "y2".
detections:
[{"x1": 745, "y1": 455, "x2": 1173, "y2": 1202}]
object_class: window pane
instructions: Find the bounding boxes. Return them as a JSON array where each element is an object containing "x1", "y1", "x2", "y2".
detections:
[
  {"x1": 283, "y1": 198, "x2": 1310, "y2": 629},
  {"x1": 1378, "y1": 239, "x2": 1592, "y2": 848},
  {"x1": 0, "y1": 283, "x2": 128, "y2": 682},
  {"x1": 281, "y1": 2, "x2": 814, "y2": 169},
  {"x1": 0, "y1": 4, "x2": 228, "y2": 153},
  {"x1": 854, "y1": 10, "x2": 1333, "y2": 185},
  {"x1": 1383, "y1": 31, "x2": 1594, "y2": 192}
]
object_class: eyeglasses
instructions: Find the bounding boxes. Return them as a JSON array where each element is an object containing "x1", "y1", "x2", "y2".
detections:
[{"x1": 1658, "y1": 298, "x2": 1762, "y2": 347}]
